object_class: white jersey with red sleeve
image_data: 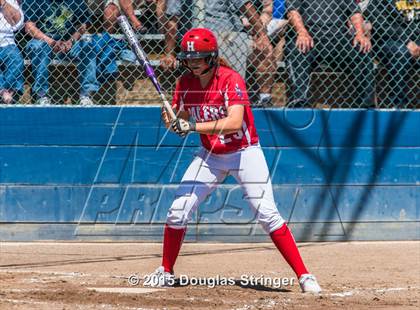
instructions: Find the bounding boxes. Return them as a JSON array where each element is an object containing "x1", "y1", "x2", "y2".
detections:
[{"x1": 171, "y1": 66, "x2": 259, "y2": 154}]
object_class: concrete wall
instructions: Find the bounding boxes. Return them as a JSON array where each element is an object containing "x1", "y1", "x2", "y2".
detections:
[{"x1": 0, "y1": 107, "x2": 418, "y2": 241}]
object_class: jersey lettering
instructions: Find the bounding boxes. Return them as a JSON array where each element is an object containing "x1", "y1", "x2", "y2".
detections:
[
  {"x1": 232, "y1": 130, "x2": 244, "y2": 140},
  {"x1": 209, "y1": 106, "x2": 219, "y2": 121},
  {"x1": 189, "y1": 106, "x2": 200, "y2": 120},
  {"x1": 219, "y1": 134, "x2": 232, "y2": 144},
  {"x1": 203, "y1": 106, "x2": 211, "y2": 121},
  {"x1": 187, "y1": 105, "x2": 227, "y2": 122},
  {"x1": 173, "y1": 66, "x2": 259, "y2": 154}
]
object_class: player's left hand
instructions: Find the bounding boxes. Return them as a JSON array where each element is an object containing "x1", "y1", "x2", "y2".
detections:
[{"x1": 171, "y1": 118, "x2": 195, "y2": 137}]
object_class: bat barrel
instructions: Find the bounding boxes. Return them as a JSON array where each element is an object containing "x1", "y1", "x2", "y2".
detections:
[
  {"x1": 117, "y1": 15, "x2": 177, "y2": 120},
  {"x1": 117, "y1": 16, "x2": 157, "y2": 81}
]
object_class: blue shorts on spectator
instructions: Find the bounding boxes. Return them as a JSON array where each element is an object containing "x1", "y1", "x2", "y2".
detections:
[
  {"x1": 0, "y1": 44, "x2": 24, "y2": 104},
  {"x1": 26, "y1": 38, "x2": 99, "y2": 105}
]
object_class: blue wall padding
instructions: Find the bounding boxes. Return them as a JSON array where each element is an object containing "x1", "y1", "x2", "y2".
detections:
[{"x1": 0, "y1": 108, "x2": 418, "y2": 241}]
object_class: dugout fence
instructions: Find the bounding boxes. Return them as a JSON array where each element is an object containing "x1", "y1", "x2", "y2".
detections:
[{"x1": 0, "y1": 0, "x2": 418, "y2": 107}]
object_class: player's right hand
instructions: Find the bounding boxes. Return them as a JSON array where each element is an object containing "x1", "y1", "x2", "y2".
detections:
[
  {"x1": 160, "y1": 54, "x2": 177, "y2": 70},
  {"x1": 161, "y1": 108, "x2": 171, "y2": 129}
]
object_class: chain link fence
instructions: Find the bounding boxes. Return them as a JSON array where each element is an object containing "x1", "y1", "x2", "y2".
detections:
[{"x1": 0, "y1": 0, "x2": 418, "y2": 108}]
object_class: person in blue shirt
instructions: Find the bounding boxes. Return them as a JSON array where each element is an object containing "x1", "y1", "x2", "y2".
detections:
[
  {"x1": 266, "y1": 0, "x2": 287, "y2": 38},
  {"x1": 23, "y1": 0, "x2": 99, "y2": 105}
]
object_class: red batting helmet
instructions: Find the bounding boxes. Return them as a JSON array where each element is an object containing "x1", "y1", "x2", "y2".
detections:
[{"x1": 177, "y1": 28, "x2": 218, "y2": 61}]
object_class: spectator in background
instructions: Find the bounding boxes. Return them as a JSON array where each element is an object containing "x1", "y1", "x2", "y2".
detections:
[
  {"x1": 161, "y1": 0, "x2": 273, "y2": 107},
  {"x1": 264, "y1": 0, "x2": 288, "y2": 106},
  {"x1": 103, "y1": 0, "x2": 145, "y2": 34},
  {"x1": 0, "y1": 0, "x2": 24, "y2": 104},
  {"x1": 355, "y1": 0, "x2": 372, "y2": 37},
  {"x1": 93, "y1": 0, "x2": 146, "y2": 86},
  {"x1": 155, "y1": 0, "x2": 165, "y2": 33},
  {"x1": 285, "y1": 0, "x2": 375, "y2": 107},
  {"x1": 366, "y1": 0, "x2": 419, "y2": 107},
  {"x1": 347, "y1": 1, "x2": 372, "y2": 40},
  {"x1": 102, "y1": 0, "x2": 146, "y2": 64},
  {"x1": 23, "y1": 0, "x2": 98, "y2": 105},
  {"x1": 243, "y1": 0, "x2": 276, "y2": 106},
  {"x1": 266, "y1": 0, "x2": 288, "y2": 39}
]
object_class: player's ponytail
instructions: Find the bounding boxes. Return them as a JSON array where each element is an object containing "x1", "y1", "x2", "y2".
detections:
[{"x1": 217, "y1": 57, "x2": 232, "y2": 69}]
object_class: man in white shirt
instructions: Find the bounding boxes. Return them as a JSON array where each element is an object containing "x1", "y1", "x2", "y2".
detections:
[{"x1": 0, "y1": 0, "x2": 24, "y2": 104}]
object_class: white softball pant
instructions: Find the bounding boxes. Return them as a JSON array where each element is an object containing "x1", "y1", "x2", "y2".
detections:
[{"x1": 166, "y1": 145, "x2": 285, "y2": 233}]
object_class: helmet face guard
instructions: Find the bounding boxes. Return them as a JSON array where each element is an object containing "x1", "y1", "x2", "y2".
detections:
[{"x1": 177, "y1": 51, "x2": 217, "y2": 61}]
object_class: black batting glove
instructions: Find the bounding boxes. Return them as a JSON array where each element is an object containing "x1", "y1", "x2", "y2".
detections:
[{"x1": 171, "y1": 118, "x2": 196, "y2": 137}]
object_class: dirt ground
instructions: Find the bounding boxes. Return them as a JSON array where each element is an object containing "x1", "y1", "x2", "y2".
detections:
[{"x1": 0, "y1": 241, "x2": 419, "y2": 310}]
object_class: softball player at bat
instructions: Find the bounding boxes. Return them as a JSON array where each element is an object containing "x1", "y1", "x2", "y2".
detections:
[{"x1": 151, "y1": 28, "x2": 321, "y2": 293}]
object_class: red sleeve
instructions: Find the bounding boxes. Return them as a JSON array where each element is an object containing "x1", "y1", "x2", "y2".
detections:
[
  {"x1": 171, "y1": 79, "x2": 183, "y2": 111},
  {"x1": 224, "y1": 72, "x2": 250, "y2": 107}
]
